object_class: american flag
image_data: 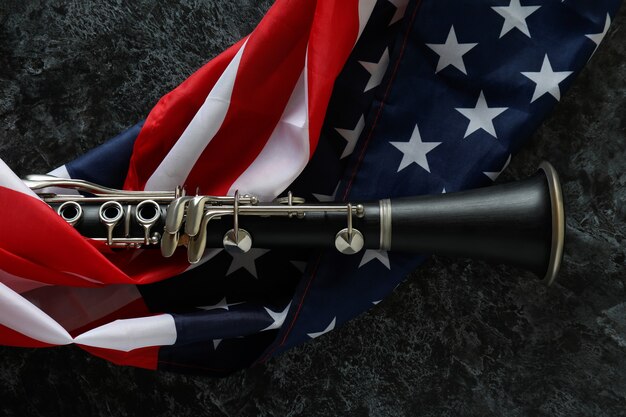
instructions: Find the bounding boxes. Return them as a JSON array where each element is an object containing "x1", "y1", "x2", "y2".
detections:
[{"x1": 0, "y1": 0, "x2": 620, "y2": 374}]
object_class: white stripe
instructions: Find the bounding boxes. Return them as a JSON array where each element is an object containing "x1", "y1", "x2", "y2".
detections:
[
  {"x1": 144, "y1": 39, "x2": 249, "y2": 191},
  {"x1": 0, "y1": 282, "x2": 73, "y2": 345},
  {"x1": 357, "y1": 0, "x2": 377, "y2": 41},
  {"x1": 74, "y1": 314, "x2": 177, "y2": 351},
  {"x1": 0, "y1": 159, "x2": 39, "y2": 198},
  {"x1": 227, "y1": 66, "x2": 310, "y2": 201}
]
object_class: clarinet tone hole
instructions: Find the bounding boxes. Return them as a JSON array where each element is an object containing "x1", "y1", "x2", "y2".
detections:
[
  {"x1": 136, "y1": 200, "x2": 160, "y2": 223},
  {"x1": 100, "y1": 201, "x2": 123, "y2": 223},
  {"x1": 57, "y1": 201, "x2": 82, "y2": 226}
]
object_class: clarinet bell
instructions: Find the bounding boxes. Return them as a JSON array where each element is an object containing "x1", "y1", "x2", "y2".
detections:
[{"x1": 388, "y1": 161, "x2": 565, "y2": 285}]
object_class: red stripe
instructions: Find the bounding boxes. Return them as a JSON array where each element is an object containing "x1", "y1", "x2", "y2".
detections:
[
  {"x1": 0, "y1": 187, "x2": 131, "y2": 287},
  {"x1": 124, "y1": 39, "x2": 246, "y2": 191},
  {"x1": 96, "y1": 243, "x2": 190, "y2": 285},
  {"x1": 183, "y1": 0, "x2": 317, "y2": 195},
  {"x1": 306, "y1": 0, "x2": 360, "y2": 153}
]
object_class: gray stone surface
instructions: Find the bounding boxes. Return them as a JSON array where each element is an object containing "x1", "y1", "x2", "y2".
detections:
[{"x1": 0, "y1": 1, "x2": 625, "y2": 416}]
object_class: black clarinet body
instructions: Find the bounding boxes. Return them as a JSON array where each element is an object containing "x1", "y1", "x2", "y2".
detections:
[{"x1": 30, "y1": 162, "x2": 565, "y2": 285}]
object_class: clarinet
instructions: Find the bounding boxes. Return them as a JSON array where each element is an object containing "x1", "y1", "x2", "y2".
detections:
[{"x1": 23, "y1": 162, "x2": 565, "y2": 285}]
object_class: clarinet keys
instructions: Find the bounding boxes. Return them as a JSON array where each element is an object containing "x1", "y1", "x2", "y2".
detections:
[
  {"x1": 334, "y1": 203, "x2": 364, "y2": 254},
  {"x1": 221, "y1": 190, "x2": 252, "y2": 256}
]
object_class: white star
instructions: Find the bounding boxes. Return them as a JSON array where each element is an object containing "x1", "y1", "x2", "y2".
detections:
[
  {"x1": 357, "y1": 0, "x2": 376, "y2": 40},
  {"x1": 390, "y1": 124, "x2": 441, "y2": 173},
  {"x1": 492, "y1": 0, "x2": 541, "y2": 38},
  {"x1": 359, "y1": 250, "x2": 391, "y2": 269},
  {"x1": 387, "y1": 0, "x2": 408, "y2": 25},
  {"x1": 261, "y1": 302, "x2": 291, "y2": 331},
  {"x1": 455, "y1": 91, "x2": 508, "y2": 139},
  {"x1": 213, "y1": 339, "x2": 222, "y2": 349},
  {"x1": 312, "y1": 181, "x2": 340, "y2": 202},
  {"x1": 226, "y1": 249, "x2": 270, "y2": 278},
  {"x1": 359, "y1": 48, "x2": 390, "y2": 92},
  {"x1": 586, "y1": 14, "x2": 611, "y2": 54},
  {"x1": 521, "y1": 55, "x2": 573, "y2": 102},
  {"x1": 307, "y1": 317, "x2": 336, "y2": 339},
  {"x1": 197, "y1": 297, "x2": 244, "y2": 311},
  {"x1": 483, "y1": 154, "x2": 512, "y2": 181},
  {"x1": 426, "y1": 26, "x2": 477, "y2": 74},
  {"x1": 335, "y1": 115, "x2": 365, "y2": 159}
]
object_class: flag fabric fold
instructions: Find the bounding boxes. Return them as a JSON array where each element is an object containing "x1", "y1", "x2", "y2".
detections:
[{"x1": 0, "y1": 0, "x2": 621, "y2": 374}]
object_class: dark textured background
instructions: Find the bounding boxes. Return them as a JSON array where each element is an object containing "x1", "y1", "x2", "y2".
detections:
[{"x1": 0, "y1": 1, "x2": 625, "y2": 416}]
